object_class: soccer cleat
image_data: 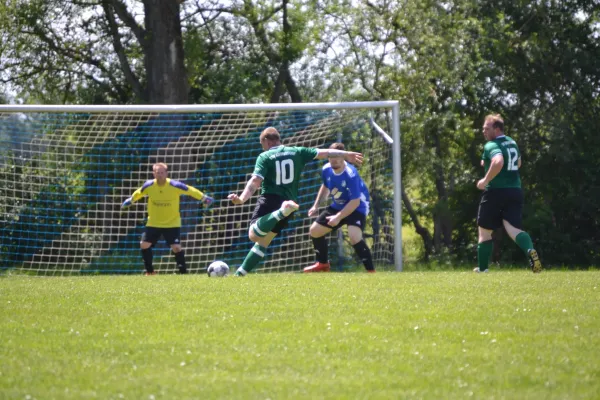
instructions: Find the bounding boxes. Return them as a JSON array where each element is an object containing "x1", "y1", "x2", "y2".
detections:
[
  {"x1": 144, "y1": 271, "x2": 156, "y2": 276},
  {"x1": 528, "y1": 249, "x2": 542, "y2": 273},
  {"x1": 234, "y1": 268, "x2": 247, "y2": 277},
  {"x1": 473, "y1": 267, "x2": 488, "y2": 273},
  {"x1": 303, "y1": 262, "x2": 331, "y2": 273},
  {"x1": 177, "y1": 267, "x2": 188, "y2": 274},
  {"x1": 367, "y1": 270, "x2": 376, "y2": 273},
  {"x1": 280, "y1": 200, "x2": 299, "y2": 217}
]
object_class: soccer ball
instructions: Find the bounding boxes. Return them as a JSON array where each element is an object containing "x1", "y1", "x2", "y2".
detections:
[{"x1": 207, "y1": 261, "x2": 230, "y2": 277}]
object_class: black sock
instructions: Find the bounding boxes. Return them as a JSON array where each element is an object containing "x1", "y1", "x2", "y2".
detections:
[
  {"x1": 141, "y1": 248, "x2": 153, "y2": 272},
  {"x1": 312, "y1": 236, "x2": 329, "y2": 263},
  {"x1": 174, "y1": 250, "x2": 187, "y2": 274},
  {"x1": 353, "y1": 240, "x2": 374, "y2": 271}
]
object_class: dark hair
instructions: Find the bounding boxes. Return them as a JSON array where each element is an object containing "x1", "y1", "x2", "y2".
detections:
[{"x1": 329, "y1": 142, "x2": 345, "y2": 151}]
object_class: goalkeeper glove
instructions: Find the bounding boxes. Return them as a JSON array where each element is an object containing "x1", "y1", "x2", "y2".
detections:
[
  {"x1": 202, "y1": 195, "x2": 214, "y2": 207},
  {"x1": 121, "y1": 197, "x2": 133, "y2": 209}
]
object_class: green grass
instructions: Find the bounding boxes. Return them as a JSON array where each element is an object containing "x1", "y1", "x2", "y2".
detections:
[{"x1": 1, "y1": 271, "x2": 599, "y2": 399}]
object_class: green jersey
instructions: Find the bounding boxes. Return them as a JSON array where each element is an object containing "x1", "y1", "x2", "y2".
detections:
[
  {"x1": 482, "y1": 135, "x2": 521, "y2": 189},
  {"x1": 253, "y1": 145, "x2": 318, "y2": 200}
]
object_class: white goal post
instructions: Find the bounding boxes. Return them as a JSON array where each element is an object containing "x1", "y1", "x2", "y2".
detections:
[{"x1": 0, "y1": 101, "x2": 402, "y2": 275}]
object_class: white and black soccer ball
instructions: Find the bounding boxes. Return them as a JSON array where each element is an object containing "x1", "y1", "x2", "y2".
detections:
[{"x1": 207, "y1": 261, "x2": 230, "y2": 277}]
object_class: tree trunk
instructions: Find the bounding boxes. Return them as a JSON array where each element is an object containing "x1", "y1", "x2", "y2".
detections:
[
  {"x1": 432, "y1": 131, "x2": 453, "y2": 250},
  {"x1": 284, "y1": 65, "x2": 302, "y2": 103},
  {"x1": 143, "y1": 0, "x2": 189, "y2": 104},
  {"x1": 270, "y1": 64, "x2": 303, "y2": 103},
  {"x1": 269, "y1": 0, "x2": 302, "y2": 104},
  {"x1": 401, "y1": 184, "x2": 433, "y2": 260},
  {"x1": 270, "y1": 67, "x2": 286, "y2": 103}
]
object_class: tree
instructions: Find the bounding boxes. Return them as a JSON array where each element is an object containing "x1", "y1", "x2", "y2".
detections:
[
  {"x1": 310, "y1": 0, "x2": 487, "y2": 258},
  {"x1": 1, "y1": 0, "x2": 188, "y2": 104},
  {"x1": 471, "y1": 0, "x2": 600, "y2": 265},
  {"x1": 1, "y1": 0, "x2": 322, "y2": 105}
]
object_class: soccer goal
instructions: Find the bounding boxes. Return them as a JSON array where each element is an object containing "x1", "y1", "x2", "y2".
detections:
[{"x1": 0, "y1": 102, "x2": 401, "y2": 275}]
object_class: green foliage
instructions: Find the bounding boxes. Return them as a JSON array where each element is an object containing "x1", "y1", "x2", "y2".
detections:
[
  {"x1": 184, "y1": 19, "x2": 272, "y2": 103},
  {"x1": 472, "y1": 0, "x2": 600, "y2": 265},
  {"x1": 305, "y1": 0, "x2": 600, "y2": 265}
]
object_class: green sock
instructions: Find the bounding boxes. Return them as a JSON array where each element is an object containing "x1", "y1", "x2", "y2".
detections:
[
  {"x1": 252, "y1": 210, "x2": 284, "y2": 237},
  {"x1": 477, "y1": 240, "x2": 493, "y2": 271},
  {"x1": 240, "y1": 244, "x2": 267, "y2": 273},
  {"x1": 515, "y1": 231, "x2": 534, "y2": 256}
]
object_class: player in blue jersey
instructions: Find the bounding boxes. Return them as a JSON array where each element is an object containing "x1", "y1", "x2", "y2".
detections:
[
  {"x1": 228, "y1": 128, "x2": 363, "y2": 276},
  {"x1": 121, "y1": 163, "x2": 214, "y2": 275},
  {"x1": 304, "y1": 143, "x2": 375, "y2": 273}
]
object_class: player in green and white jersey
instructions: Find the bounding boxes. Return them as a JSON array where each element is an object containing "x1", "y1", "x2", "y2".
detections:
[
  {"x1": 475, "y1": 114, "x2": 542, "y2": 273},
  {"x1": 228, "y1": 127, "x2": 364, "y2": 276}
]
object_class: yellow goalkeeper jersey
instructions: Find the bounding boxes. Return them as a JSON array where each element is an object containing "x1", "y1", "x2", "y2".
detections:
[{"x1": 130, "y1": 178, "x2": 206, "y2": 228}]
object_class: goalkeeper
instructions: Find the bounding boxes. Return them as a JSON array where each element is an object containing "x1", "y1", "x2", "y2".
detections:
[
  {"x1": 121, "y1": 163, "x2": 214, "y2": 275},
  {"x1": 228, "y1": 127, "x2": 364, "y2": 276},
  {"x1": 304, "y1": 142, "x2": 375, "y2": 273}
]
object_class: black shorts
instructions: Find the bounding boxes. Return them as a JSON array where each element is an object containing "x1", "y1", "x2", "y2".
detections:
[
  {"x1": 477, "y1": 188, "x2": 523, "y2": 230},
  {"x1": 250, "y1": 194, "x2": 293, "y2": 235},
  {"x1": 315, "y1": 206, "x2": 367, "y2": 232},
  {"x1": 141, "y1": 227, "x2": 181, "y2": 246}
]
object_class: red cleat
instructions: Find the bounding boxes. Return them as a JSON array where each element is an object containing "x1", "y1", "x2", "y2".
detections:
[
  {"x1": 367, "y1": 270, "x2": 376, "y2": 273},
  {"x1": 144, "y1": 271, "x2": 156, "y2": 276},
  {"x1": 303, "y1": 262, "x2": 330, "y2": 273}
]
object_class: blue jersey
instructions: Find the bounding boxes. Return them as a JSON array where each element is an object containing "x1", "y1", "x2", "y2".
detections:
[{"x1": 322, "y1": 162, "x2": 370, "y2": 215}]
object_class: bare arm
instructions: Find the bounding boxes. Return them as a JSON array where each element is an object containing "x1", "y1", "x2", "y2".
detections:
[
  {"x1": 477, "y1": 155, "x2": 504, "y2": 190},
  {"x1": 326, "y1": 199, "x2": 361, "y2": 227},
  {"x1": 336, "y1": 198, "x2": 360, "y2": 219},
  {"x1": 308, "y1": 184, "x2": 330, "y2": 217},
  {"x1": 228, "y1": 175, "x2": 263, "y2": 205},
  {"x1": 315, "y1": 149, "x2": 364, "y2": 167},
  {"x1": 313, "y1": 184, "x2": 329, "y2": 208}
]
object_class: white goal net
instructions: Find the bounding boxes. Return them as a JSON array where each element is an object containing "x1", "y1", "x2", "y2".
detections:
[{"x1": 0, "y1": 102, "x2": 401, "y2": 275}]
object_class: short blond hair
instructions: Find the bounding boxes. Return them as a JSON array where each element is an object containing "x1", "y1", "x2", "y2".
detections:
[
  {"x1": 485, "y1": 114, "x2": 504, "y2": 131},
  {"x1": 260, "y1": 127, "x2": 281, "y2": 142},
  {"x1": 153, "y1": 163, "x2": 168, "y2": 172}
]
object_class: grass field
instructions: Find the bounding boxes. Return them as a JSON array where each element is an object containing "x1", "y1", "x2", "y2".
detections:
[{"x1": 1, "y1": 271, "x2": 599, "y2": 399}]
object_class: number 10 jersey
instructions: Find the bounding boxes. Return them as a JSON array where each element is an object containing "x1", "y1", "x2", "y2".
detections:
[{"x1": 252, "y1": 145, "x2": 318, "y2": 201}]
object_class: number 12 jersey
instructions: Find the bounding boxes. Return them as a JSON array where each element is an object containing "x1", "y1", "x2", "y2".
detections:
[{"x1": 482, "y1": 135, "x2": 522, "y2": 189}]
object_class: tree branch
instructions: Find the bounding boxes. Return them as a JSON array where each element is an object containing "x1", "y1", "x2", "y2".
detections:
[
  {"x1": 243, "y1": 0, "x2": 284, "y2": 63},
  {"x1": 102, "y1": 0, "x2": 147, "y2": 102},
  {"x1": 21, "y1": 26, "x2": 125, "y2": 99},
  {"x1": 107, "y1": 0, "x2": 147, "y2": 48}
]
